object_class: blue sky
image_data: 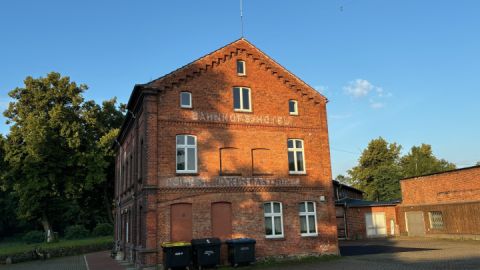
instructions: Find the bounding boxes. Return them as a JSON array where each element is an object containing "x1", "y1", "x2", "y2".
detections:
[{"x1": 1, "y1": 0, "x2": 479, "y2": 176}]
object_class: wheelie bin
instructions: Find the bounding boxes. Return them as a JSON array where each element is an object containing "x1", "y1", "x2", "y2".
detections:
[
  {"x1": 191, "y1": 237, "x2": 221, "y2": 269},
  {"x1": 161, "y1": 241, "x2": 192, "y2": 270},
  {"x1": 225, "y1": 238, "x2": 256, "y2": 267}
]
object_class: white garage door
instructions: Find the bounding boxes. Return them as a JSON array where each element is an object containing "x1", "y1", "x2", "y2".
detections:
[{"x1": 365, "y1": 212, "x2": 387, "y2": 237}]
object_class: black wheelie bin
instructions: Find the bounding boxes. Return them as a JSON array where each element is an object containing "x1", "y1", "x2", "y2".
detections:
[
  {"x1": 161, "y1": 241, "x2": 192, "y2": 270},
  {"x1": 225, "y1": 238, "x2": 256, "y2": 267},
  {"x1": 191, "y1": 237, "x2": 221, "y2": 269}
]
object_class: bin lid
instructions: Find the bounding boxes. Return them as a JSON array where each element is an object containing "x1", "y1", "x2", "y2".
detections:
[
  {"x1": 225, "y1": 238, "x2": 256, "y2": 244},
  {"x1": 191, "y1": 237, "x2": 221, "y2": 246},
  {"x1": 161, "y1": 241, "x2": 192, "y2": 247}
]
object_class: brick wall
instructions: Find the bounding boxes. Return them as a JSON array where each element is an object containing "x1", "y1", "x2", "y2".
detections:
[
  {"x1": 115, "y1": 39, "x2": 337, "y2": 268},
  {"x1": 401, "y1": 166, "x2": 480, "y2": 205},
  {"x1": 344, "y1": 206, "x2": 397, "y2": 239}
]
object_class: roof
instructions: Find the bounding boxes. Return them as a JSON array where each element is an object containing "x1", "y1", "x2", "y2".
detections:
[
  {"x1": 335, "y1": 198, "x2": 400, "y2": 208},
  {"x1": 115, "y1": 38, "x2": 328, "y2": 147},
  {"x1": 401, "y1": 165, "x2": 480, "y2": 182},
  {"x1": 332, "y1": 180, "x2": 364, "y2": 194}
]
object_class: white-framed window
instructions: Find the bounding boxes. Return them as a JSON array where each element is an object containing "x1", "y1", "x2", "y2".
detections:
[
  {"x1": 287, "y1": 139, "x2": 306, "y2": 174},
  {"x1": 180, "y1": 92, "x2": 192, "y2": 108},
  {"x1": 237, "y1": 60, "x2": 246, "y2": 76},
  {"x1": 289, "y1": 100, "x2": 298, "y2": 115},
  {"x1": 299, "y1": 201, "x2": 318, "y2": 236},
  {"x1": 429, "y1": 211, "x2": 444, "y2": 229},
  {"x1": 176, "y1": 135, "x2": 197, "y2": 173},
  {"x1": 264, "y1": 202, "x2": 284, "y2": 238},
  {"x1": 233, "y1": 87, "x2": 251, "y2": 112}
]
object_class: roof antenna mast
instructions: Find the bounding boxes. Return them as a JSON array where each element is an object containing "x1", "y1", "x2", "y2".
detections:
[{"x1": 240, "y1": 0, "x2": 244, "y2": 37}]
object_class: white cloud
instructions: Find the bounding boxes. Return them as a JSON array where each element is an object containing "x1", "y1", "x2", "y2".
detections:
[
  {"x1": 343, "y1": 79, "x2": 392, "y2": 109},
  {"x1": 344, "y1": 79, "x2": 374, "y2": 97}
]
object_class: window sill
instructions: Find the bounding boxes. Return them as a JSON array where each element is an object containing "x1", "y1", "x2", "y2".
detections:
[
  {"x1": 265, "y1": 237, "x2": 285, "y2": 241},
  {"x1": 175, "y1": 173, "x2": 199, "y2": 176},
  {"x1": 233, "y1": 110, "x2": 253, "y2": 113},
  {"x1": 289, "y1": 172, "x2": 307, "y2": 176},
  {"x1": 180, "y1": 106, "x2": 193, "y2": 110},
  {"x1": 289, "y1": 113, "x2": 299, "y2": 116},
  {"x1": 301, "y1": 234, "x2": 319, "y2": 238}
]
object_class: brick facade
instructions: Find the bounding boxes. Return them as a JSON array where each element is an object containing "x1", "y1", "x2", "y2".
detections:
[
  {"x1": 114, "y1": 38, "x2": 338, "y2": 268},
  {"x1": 397, "y1": 166, "x2": 480, "y2": 239},
  {"x1": 344, "y1": 205, "x2": 398, "y2": 240}
]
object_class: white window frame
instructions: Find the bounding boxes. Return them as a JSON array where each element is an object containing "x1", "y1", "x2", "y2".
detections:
[
  {"x1": 289, "y1": 100, "x2": 298, "y2": 115},
  {"x1": 233, "y1": 87, "x2": 252, "y2": 112},
  {"x1": 264, "y1": 202, "x2": 284, "y2": 238},
  {"x1": 176, "y1": 135, "x2": 197, "y2": 173},
  {"x1": 237, "y1": 60, "x2": 246, "y2": 76},
  {"x1": 299, "y1": 201, "x2": 318, "y2": 236},
  {"x1": 180, "y1": 92, "x2": 192, "y2": 108},
  {"x1": 288, "y1": 139, "x2": 306, "y2": 174}
]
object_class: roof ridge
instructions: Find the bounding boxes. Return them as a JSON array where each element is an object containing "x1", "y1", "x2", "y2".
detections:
[{"x1": 144, "y1": 38, "x2": 245, "y2": 87}]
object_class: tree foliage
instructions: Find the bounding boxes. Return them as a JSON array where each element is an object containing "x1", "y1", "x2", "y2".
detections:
[
  {"x1": 1, "y1": 72, "x2": 124, "y2": 236},
  {"x1": 400, "y1": 144, "x2": 456, "y2": 178},
  {"x1": 346, "y1": 138, "x2": 457, "y2": 201},
  {"x1": 348, "y1": 137, "x2": 402, "y2": 201}
]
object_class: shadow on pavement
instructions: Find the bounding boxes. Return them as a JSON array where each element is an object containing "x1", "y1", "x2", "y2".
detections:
[{"x1": 340, "y1": 245, "x2": 438, "y2": 256}]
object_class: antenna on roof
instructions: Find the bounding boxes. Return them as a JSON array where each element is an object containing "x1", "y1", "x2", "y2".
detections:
[{"x1": 240, "y1": 0, "x2": 244, "y2": 37}]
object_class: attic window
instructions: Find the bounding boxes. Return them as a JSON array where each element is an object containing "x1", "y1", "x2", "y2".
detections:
[
  {"x1": 180, "y1": 92, "x2": 192, "y2": 108},
  {"x1": 237, "y1": 60, "x2": 246, "y2": 76},
  {"x1": 289, "y1": 100, "x2": 298, "y2": 115}
]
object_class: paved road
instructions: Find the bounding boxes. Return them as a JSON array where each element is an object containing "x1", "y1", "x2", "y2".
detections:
[{"x1": 1, "y1": 239, "x2": 479, "y2": 269}]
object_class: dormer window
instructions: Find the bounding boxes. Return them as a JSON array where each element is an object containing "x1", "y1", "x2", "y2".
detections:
[
  {"x1": 180, "y1": 92, "x2": 192, "y2": 108},
  {"x1": 289, "y1": 100, "x2": 298, "y2": 115},
  {"x1": 237, "y1": 60, "x2": 246, "y2": 76}
]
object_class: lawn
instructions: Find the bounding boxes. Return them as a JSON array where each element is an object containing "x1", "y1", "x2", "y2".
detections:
[{"x1": 0, "y1": 236, "x2": 113, "y2": 263}]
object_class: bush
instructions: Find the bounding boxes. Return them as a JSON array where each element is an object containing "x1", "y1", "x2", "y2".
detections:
[
  {"x1": 92, "y1": 223, "x2": 113, "y2": 237},
  {"x1": 22, "y1": 231, "x2": 45, "y2": 244},
  {"x1": 64, "y1": 225, "x2": 90, "y2": 240}
]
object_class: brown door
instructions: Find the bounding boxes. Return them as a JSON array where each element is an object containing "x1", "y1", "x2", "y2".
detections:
[
  {"x1": 170, "y1": 203, "x2": 193, "y2": 242},
  {"x1": 211, "y1": 202, "x2": 232, "y2": 239}
]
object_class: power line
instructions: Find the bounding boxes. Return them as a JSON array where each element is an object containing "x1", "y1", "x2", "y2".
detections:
[{"x1": 331, "y1": 147, "x2": 360, "y2": 155}]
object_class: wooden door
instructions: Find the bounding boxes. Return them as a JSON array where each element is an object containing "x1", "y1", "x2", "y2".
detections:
[{"x1": 170, "y1": 203, "x2": 193, "y2": 242}]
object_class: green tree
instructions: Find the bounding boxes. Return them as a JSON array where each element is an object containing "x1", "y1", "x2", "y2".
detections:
[
  {"x1": 400, "y1": 144, "x2": 456, "y2": 178},
  {"x1": 2, "y1": 72, "x2": 124, "y2": 238},
  {"x1": 348, "y1": 137, "x2": 402, "y2": 201}
]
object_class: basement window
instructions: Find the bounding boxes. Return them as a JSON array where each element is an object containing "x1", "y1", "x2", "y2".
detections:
[
  {"x1": 429, "y1": 211, "x2": 444, "y2": 229},
  {"x1": 237, "y1": 60, "x2": 246, "y2": 76},
  {"x1": 180, "y1": 92, "x2": 192, "y2": 108},
  {"x1": 289, "y1": 100, "x2": 298, "y2": 115},
  {"x1": 233, "y1": 87, "x2": 251, "y2": 112}
]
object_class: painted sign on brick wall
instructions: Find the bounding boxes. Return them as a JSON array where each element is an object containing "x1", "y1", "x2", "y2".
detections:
[
  {"x1": 165, "y1": 176, "x2": 301, "y2": 188},
  {"x1": 191, "y1": 111, "x2": 294, "y2": 126}
]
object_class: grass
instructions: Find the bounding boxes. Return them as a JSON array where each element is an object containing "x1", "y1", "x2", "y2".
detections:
[
  {"x1": 0, "y1": 236, "x2": 113, "y2": 257},
  {"x1": 219, "y1": 254, "x2": 341, "y2": 269}
]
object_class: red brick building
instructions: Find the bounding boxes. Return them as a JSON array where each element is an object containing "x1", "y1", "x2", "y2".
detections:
[
  {"x1": 114, "y1": 38, "x2": 338, "y2": 269},
  {"x1": 333, "y1": 181, "x2": 398, "y2": 239},
  {"x1": 397, "y1": 165, "x2": 480, "y2": 239}
]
